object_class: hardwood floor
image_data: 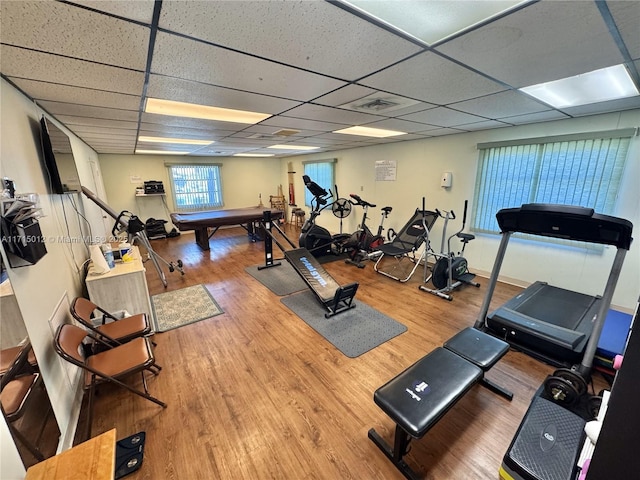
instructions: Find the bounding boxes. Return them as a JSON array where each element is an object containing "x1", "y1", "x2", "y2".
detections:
[{"x1": 84, "y1": 225, "x2": 596, "y2": 479}]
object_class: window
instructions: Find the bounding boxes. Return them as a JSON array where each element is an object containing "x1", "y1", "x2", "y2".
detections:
[
  {"x1": 472, "y1": 130, "x2": 632, "y2": 235},
  {"x1": 303, "y1": 159, "x2": 335, "y2": 207},
  {"x1": 167, "y1": 164, "x2": 223, "y2": 212}
]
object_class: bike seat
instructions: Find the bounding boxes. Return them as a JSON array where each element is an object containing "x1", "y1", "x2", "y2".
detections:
[
  {"x1": 457, "y1": 232, "x2": 475, "y2": 242},
  {"x1": 382, "y1": 206, "x2": 393, "y2": 214}
]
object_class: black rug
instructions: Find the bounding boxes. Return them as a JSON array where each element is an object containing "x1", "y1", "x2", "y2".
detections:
[
  {"x1": 280, "y1": 290, "x2": 407, "y2": 358},
  {"x1": 245, "y1": 261, "x2": 307, "y2": 296}
]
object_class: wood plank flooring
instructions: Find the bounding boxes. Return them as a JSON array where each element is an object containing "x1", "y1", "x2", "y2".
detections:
[{"x1": 84, "y1": 225, "x2": 598, "y2": 479}]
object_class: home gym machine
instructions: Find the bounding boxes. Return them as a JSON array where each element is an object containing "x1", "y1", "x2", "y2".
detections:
[
  {"x1": 471, "y1": 204, "x2": 633, "y2": 480},
  {"x1": 344, "y1": 193, "x2": 392, "y2": 268},
  {"x1": 419, "y1": 200, "x2": 479, "y2": 301},
  {"x1": 260, "y1": 211, "x2": 358, "y2": 318},
  {"x1": 298, "y1": 175, "x2": 352, "y2": 257},
  {"x1": 81, "y1": 186, "x2": 184, "y2": 288}
]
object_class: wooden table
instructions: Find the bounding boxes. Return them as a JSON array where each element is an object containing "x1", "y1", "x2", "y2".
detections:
[{"x1": 25, "y1": 429, "x2": 116, "y2": 480}]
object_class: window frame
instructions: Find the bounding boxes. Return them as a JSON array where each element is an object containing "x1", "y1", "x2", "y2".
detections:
[
  {"x1": 471, "y1": 129, "x2": 633, "y2": 242},
  {"x1": 166, "y1": 163, "x2": 223, "y2": 212}
]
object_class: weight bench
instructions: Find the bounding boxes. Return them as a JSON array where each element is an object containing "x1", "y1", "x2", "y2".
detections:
[{"x1": 368, "y1": 327, "x2": 513, "y2": 479}]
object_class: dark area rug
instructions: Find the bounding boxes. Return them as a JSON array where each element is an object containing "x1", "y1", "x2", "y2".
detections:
[{"x1": 280, "y1": 290, "x2": 407, "y2": 358}]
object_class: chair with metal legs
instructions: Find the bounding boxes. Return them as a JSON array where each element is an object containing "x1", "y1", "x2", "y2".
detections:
[{"x1": 53, "y1": 324, "x2": 166, "y2": 437}]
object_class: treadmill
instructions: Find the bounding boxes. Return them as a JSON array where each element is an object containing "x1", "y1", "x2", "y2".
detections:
[{"x1": 477, "y1": 204, "x2": 633, "y2": 370}]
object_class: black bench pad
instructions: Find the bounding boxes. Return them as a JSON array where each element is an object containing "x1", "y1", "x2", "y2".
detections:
[
  {"x1": 373, "y1": 347, "x2": 482, "y2": 438},
  {"x1": 444, "y1": 327, "x2": 509, "y2": 370}
]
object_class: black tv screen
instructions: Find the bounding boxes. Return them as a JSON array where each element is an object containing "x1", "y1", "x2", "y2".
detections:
[{"x1": 40, "y1": 116, "x2": 82, "y2": 194}]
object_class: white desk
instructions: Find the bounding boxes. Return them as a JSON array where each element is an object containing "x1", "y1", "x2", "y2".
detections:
[{"x1": 85, "y1": 246, "x2": 154, "y2": 323}]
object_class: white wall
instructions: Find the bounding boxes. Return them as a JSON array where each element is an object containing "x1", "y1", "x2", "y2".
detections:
[
  {"x1": 0, "y1": 79, "x2": 107, "y2": 477},
  {"x1": 284, "y1": 110, "x2": 640, "y2": 311}
]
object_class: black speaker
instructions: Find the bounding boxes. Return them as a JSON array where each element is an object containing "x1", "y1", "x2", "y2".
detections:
[{"x1": 114, "y1": 431, "x2": 146, "y2": 479}]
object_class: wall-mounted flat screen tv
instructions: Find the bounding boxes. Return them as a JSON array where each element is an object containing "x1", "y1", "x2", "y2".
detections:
[{"x1": 40, "y1": 116, "x2": 82, "y2": 194}]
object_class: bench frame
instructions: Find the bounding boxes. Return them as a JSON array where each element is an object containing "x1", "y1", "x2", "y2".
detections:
[{"x1": 369, "y1": 328, "x2": 513, "y2": 479}]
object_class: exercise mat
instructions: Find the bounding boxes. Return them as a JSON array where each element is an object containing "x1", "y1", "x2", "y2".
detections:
[
  {"x1": 245, "y1": 261, "x2": 307, "y2": 296},
  {"x1": 281, "y1": 290, "x2": 407, "y2": 358}
]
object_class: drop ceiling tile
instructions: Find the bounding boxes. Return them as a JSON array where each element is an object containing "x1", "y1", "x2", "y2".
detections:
[
  {"x1": 151, "y1": 32, "x2": 346, "y2": 102},
  {"x1": 1, "y1": 1, "x2": 149, "y2": 70},
  {"x1": 234, "y1": 125, "x2": 323, "y2": 139},
  {"x1": 358, "y1": 51, "x2": 506, "y2": 104},
  {"x1": 457, "y1": 120, "x2": 511, "y2": 131},
  {"x1": 38, "y1": 101, "x2": 139, "y2": 122},
  {"x1": 360, "y1": 118, "x2": 439, "y2": 133},
  {"x1": 608, "y1": 1, "x2": 640, "y2": 60},
  {"x1": 158, "y1": 0, "x2": 422, "y2": 81},
  {"x1": 312, "y1": 85, "x2": 378, "y2": 107},
  {"x1": 67, "y1": 126, "x2": 139, "y2": 136},
  {"x1": 2, "y1": 46, "x2": 144, "y2": 95},
  {"x1": 67, "y1": 0, "x2": 156, "y2": 23},
  {"x1": 138, "y1": 125, "x2": 229, "y2": 139},
  {"x1": 436, "y1": 1, "x2": 624, "y2": 87},
  {"x1": 450, "y1": 91, "x2": 549, "y2": 118},
  {"x1": 56, "y1": 115, "x2": 138, "y2": 130},
  {"x1": 140, "y1": 112, "x2": 255, "y2": 132},
  {"x1": 500, "y1": 110, "x2": 571, "y2": 125},
  {"x1": 74, "y1": 133, "x2": 137, "y2": 142},
  {"x1": 398, "y1": 107, "x2": 486, "y2": 127},
  {"x1": 147, "y1": 75, "x2": 301, "y2": 114},
  {"x1": 560, "y1": 96, "x2": 640, "y2": 117},
  {"x1": 10, "y1": 78, "x2": 140, "y2": 110},
  {"x1": 261, "y1": 116, "x2": 349, "y2": 133},
  {"x1": 416, "y1": 127, "x2": 465, "y2": 136},
  {"x1": 281, "y1": 104, "x2": 386, "y2": 125}
]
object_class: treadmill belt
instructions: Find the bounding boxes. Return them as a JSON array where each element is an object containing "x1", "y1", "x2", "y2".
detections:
[{"x1": 516, "y1": 285, "x2": 597, "y2": 330}]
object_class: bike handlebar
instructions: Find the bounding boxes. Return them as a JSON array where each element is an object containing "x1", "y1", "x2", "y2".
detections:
[{"x1": 349, "y1": 193, "x2": 376, "y2": 208}]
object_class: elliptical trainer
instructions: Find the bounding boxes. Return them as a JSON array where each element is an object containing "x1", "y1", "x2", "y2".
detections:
[
  {"x1": 345, "y1": 194, "x2": 392, "y2": 268},
  {"x1": 298, "y1": 175, "x2": 351, "y2": 257},
  {"x1": 419, "y1": 200, "x2": 479, "y2": 300}
]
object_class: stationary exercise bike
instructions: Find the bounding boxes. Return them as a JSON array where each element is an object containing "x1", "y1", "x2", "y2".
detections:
[
  {"x1": 298, "y1": 175, "x2": 352, "y2": 257},
  {"x1": 345, "y1": 194, "x2": 392, "y2": 268},
  {"x1": 419, "y1": 200, "x2": 479, "y2": 300}
]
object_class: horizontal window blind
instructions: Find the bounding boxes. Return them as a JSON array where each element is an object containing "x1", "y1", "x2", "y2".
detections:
[
  {"x1": 472, "y1": 134, "x2": 631, "y2": 236},
  {"x1": 167, "y1": 164, "x2": 223, "y2": 212}
]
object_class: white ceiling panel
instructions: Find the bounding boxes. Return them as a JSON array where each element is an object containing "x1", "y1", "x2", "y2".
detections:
[
  {"x1": 607, "y1": 1, "x2": 640, "y2": 60},
  {"x1": 38, "y1": 101, "x2": 139, "y2": 122},
  {"x1": 449, "y1": 91, "x2": 550, "y2": 118},
  {"x1": 1, "y1": 1, "x2": 636, "y2": 156},
  {"x1": 10, "y1": 78, "x2": 140, "y2": 111},
  {"x1": 436, "y1": 1, "x2": 625, "y2": 87},
  {"x1": 358, "y1": 51, "x2": 506, "y2": 104},
  {"x1": 279, "y1": 104, "x2": 386, "y2": 125},
  {"x1": 1, "y1": 1, "x2": 150, "y2": 70},
  {"x1": 147, "y1": 75, "x2": 301, "y2": 114},
  {"x1": 67, "y1": 0, "x2": 156, "y2": 24},
  {"x1": 158, "y1": 0, "x2": 422, "y2": 81},
  {"x1": 2, "y1": 46, "x2": 144, "y2": 95},
  {"x1": 398, "y1": 107, "x2": 488, "y2": 127},
  {"x1": 151, "y1": 32, "x2": 347, "y2": 101}
]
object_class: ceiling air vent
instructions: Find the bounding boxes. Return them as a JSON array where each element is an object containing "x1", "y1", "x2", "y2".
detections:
[
  {"x1": 339, "y1": 93, "x2": 420, "y2": 113},
  {"x1": 248, "y1": 133, "x2": 278, "y2": 140},
  {"x1": 272, "y1": 128, "x2": 300, "y2": 137}
]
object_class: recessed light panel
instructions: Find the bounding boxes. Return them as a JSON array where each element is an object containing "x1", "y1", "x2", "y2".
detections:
[
  {"x1": 333, "y1": 126, "x2": 407, "y2": 138},
  {"x1": 519, "y1": 65, "x2": 639, "y2": 108},
  {"x1": 145, "y1": 98, "x2": 272, "y2": 124}
]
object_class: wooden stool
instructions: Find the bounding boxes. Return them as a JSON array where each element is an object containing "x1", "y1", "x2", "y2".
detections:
[{"x1": 293, "y1": 209, "x2": 305, "y2": 227}]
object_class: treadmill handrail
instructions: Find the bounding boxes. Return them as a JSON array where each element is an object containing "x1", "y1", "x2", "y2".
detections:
[{"x1": 496, "y1": 204, "x2": 633, "y2": 250}]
